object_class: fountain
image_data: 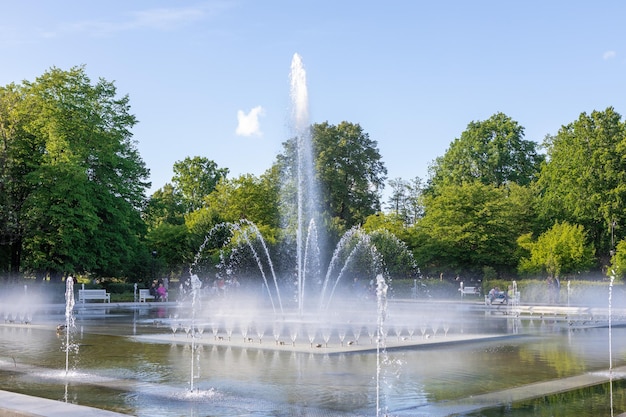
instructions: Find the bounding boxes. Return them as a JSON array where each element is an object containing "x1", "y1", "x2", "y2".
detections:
[
  {"x1": 63, "y1": 276, "x2": 76, "y2": 375},
  {"x1": 1, "y1": 294, "x2": 625, "y2": 416},
  {"x1": 1, "y1": 54, "x2": 626, "y2": 416},
  {"x1": 290, "y1": 52, "x2": 317, "y2": 317},
  {"x1": 179, "y1": 56, "x2": 400, "y2": 380},
  {"x1": 187, "y1": 274, "x2": 202, "y2": 393},
  {"x1": 609, "y1": 272, "x2": 615, "y2": 417},
  {"x1": 375, "y1": 274, "x2": 388, "y2": 417}
]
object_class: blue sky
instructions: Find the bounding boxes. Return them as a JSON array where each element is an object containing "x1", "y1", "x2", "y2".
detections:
[{"x1": 2, "y1": 1, "x2": 625, "y2": 202}]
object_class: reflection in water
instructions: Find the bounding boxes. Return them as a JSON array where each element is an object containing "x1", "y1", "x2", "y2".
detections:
[
  {"x1": 0, "y1": 304, "x2": 624, "y2": 416},
  {"x1": 475, "y1": 379, "x2": 626, "y2": 417}
]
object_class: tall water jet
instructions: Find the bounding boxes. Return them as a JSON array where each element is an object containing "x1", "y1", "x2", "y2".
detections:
[
  {"x1": 188, "y1": 274, "x2": 202, "y2": 392},
  {"x1": 64, "y1": 276, "x2": 75, "y2": 375},
  {"x1": 609, "y1": 272, "x2": 615, "y2": 417},
  {"x1": 375, "y1": 274, "x2": 388, "y2": 417},
  {"x1": 289, "y1": 53, "x2": 321, "y2": 315}
]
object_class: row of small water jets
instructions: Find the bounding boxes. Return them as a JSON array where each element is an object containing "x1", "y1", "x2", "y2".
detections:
[
  {"x1": 2, "y1": 285, "x2": 34, "y2": 324},
  {"x1": 162, "y1": 317, "x2": 454, "y2": 348},
  {"x1": 518, "y1": 309, "x2": 625, "y2": 329},
  {"x1": 2, "y1": 310, "x2": 33, "y2": 325}
]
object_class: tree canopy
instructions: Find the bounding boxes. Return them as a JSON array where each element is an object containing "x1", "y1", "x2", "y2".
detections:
[
  {"x1": 517, "y1": 222, "x2": 595, "y2": 278},
  {"x1": 410, "y1": 182, "x2": 534, "y2": 278},
  {"x1": 0, "y1": 66, "x2": 150, "y2": 280},
  {"x1": 428, "y1": 112, "x2": 544, "y2": 192},
  {"x1": 5, "y1": 65, "x2": 626, "y2": 286},
  {"x1": 172, "y1": 156, "x2": 229, "y2": 213},
  {"x1": 312, "y1": 121, "x2": 387, "y2": 232},
  {"x1": 536, "y1": 107, "x2": 626, "y2": 260}
]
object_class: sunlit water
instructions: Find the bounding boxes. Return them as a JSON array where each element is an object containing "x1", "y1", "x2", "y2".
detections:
[{"x1": 0, "y1": 301, "x2": 625, "y2": 416}]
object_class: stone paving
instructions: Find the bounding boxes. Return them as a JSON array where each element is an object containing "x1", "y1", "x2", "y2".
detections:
[{"x1": 0, "y1": 389, "x2": 130, "y2": 417}]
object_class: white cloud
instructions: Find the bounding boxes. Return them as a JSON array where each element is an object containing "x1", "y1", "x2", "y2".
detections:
[
  {"x1": 235, "y1": 106, "x2": 265, "y2": 137},
  {"x1": 37, "y1": 1, "x2": 233, "y2": 38},
  {"x1": 66, "y1": 6, "x2": 207, "y2": 36},
  {"x1": 603, "y1": 50, "x2": 617, "y2": 60}
]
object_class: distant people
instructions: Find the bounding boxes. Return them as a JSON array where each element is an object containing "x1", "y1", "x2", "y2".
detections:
[
  {"x1": 149, "y1": 280, "x2": 158, "y2": 299},
  {"x1": 156, "y1": 282, "x2": 167, "y2": 301},
  {"x1": 488, "y1": 286, "x2": 507, "y2": 304}
]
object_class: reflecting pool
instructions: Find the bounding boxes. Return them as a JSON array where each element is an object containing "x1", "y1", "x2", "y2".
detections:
[{"x1": 0, "y1": 301, "x2": 624, "y2": 416}]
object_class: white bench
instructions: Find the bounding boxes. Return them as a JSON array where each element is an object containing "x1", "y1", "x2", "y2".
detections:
[
  {"x1": 78, "y1": 289, "x2": 110, "y2": 303},
  {"x1": 139, "y1": 289, "x2": 155, "y2": 303},
  {"x1": 459, "y1": 286, "x2": 480, "y2": 296}
]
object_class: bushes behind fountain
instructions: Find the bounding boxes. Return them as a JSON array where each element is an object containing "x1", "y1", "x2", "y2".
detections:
[
  {"x1": 493, "y1": 279, "x2": 626, "y2": 306},
  {"x1": 0, "y1": 280, "x2": 65, "y2": 304},
  {"x1": 389, "y1": 277, "x2": 626, "y2": 304}
]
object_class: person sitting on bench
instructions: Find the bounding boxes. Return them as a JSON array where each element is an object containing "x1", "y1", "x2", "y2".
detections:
[{"x1": 156, "y1": 282, "x2": 167, "y2": 301}]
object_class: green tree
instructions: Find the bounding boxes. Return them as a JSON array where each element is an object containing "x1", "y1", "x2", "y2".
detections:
[
  {"x1": 0, "y1": 83, "x2": 40, "y2": 278},
  {"x1": 145, "y1": 222, "x2": 190, "y2": 280},
  {"x1": 411, "y1": 182, "x2": 534, "y2": 278},
  {"x1": 314, "y1": 122, "x2": 387, "y2": 231},
  {"x1": 205, "y1": 172, "x2": 280, "y2": 233},
  {"x1": 363, "y1": 212, "x2": 406, "y2": 239},
  {"x1": 1, "y1": 66, "x2": 150, "y2": 280},
  {"x1": 428, "y1": 112, "x2": 543, "y2": 192},
  {"x1": 141, "y1": 184, "x2": 189, "y2": 282},
  {"x1": 609, "y1": 239, "x2": 626, "y2": 280},
  {"x1": 143, "y1": 183, "x2": 186, "y2": 229},
  {"x1": 536, "y1": 107, "x2": 626, "y2": 263},
  {"x1": 172, "y1": 156, "x2": 229, "y2": 213},
  {"x1": 386, "y1": 176, "x2": 424, "y2": 226},
  {"x1": 517, "y1": 221, "x2": 595, "y2": 278},
  {"x1": 184, "y1": 169, "x2": 282, "y2": 282},
  {"x1": 369, "y1": 228, "x2": 418, "y2": 280}
]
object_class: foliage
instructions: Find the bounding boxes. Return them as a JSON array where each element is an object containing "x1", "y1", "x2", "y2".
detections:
[
  {"x1": 312, "y1": 121, "x2": 387, "y2": 232},
  {"x1": 202, "y1": 172, "x2": 281, "y2": 249},
  {"x1": 362, "y1": 212, "x2": 407, "y2": 240},
  {"x1": 368, "y1": 229, "x2": 418, "y2": 280},
  {"x1": 0, "y1": 83, "x2": 35, "y2": 277},
  {"x1": 385, "y1": 176, "x2": 424, "y2": 226},
  {"x1": 0, "y1": 66, "x2": 150, "y2": 281},
  {"x1": 512, "y1": 279, "x2": 617, "y2": 305},
  {"x1": 517, "y1": 221, "x2": 595, "y2": 278},
  {"x1": 408, "y1": 278, "x2": 457, "y2": 299},
  {"x1": 410, "y1": 182, "x2": 535, "y2": 278},
  {"x1": 143, "y1": 183, "x2": 186, "y2": 230},
  {"x1": 207, "y1": 173, "x2": 280, "y2": 229},
  {"x1": 536, "y1": 107, "x2": 626, "y2": 262},
  {"x1": 8, "y1": 65, "x2": 626, "y2": 285},
  {"x1": 609, "y1": 239, "x2": 626, "y2": 281},
  {"x1": 144, "y1": 222, "x2": 190, "y2": 279},
  {"x1": 143, "y1": 157, "x2": 230, "y2": 280},
  {"x1": 172, "y1": 156, "x2": 228, "y2": 213},
  {"x1": 427, "y1": 112, "x2": 544, "y2": 191}
]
